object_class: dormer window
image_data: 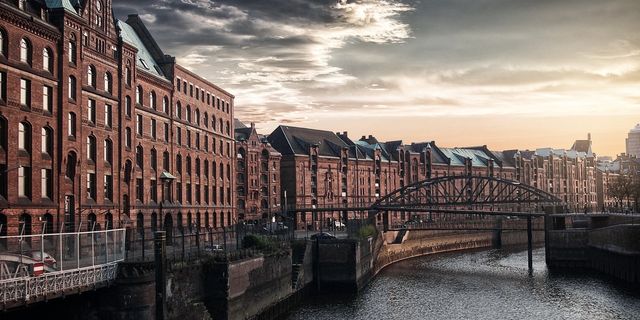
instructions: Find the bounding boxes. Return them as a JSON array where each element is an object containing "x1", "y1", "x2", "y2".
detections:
[{"x1": 140, "y1": 58, "x2": 149, "y2": 70}]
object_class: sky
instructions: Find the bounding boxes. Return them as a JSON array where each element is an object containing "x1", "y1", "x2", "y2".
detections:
[{"x1": 113, "y1": 0, "x2": 640, "y2": 157}]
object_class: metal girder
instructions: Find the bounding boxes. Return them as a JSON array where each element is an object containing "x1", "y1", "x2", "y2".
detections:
[{"x1": 373, "y1": 175, "x2": 562, "y2": 212}]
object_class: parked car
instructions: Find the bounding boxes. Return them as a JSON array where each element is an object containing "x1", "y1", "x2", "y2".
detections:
[
  {"x1": 204, "y1": 244, "x2": 224, "y2": 252},
  {"x1": 262, "y1": 222, "x2": 289, "y2": 233},
  {"x1": 333, "y1": 221, "x2": 345, "y2": 229},
  {"x1": 310, "y1": 232, "x2": 336, "y2": 240}
]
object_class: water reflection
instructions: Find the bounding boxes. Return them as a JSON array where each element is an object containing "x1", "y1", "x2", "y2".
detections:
[{"x1": 286, "y1": 248, "x2": 640, "y2": 320}]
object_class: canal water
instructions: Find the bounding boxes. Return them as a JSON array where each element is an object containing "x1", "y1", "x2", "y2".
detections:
[{"x1": 285, "y1": 248, "x2": 640, "y2": 320}]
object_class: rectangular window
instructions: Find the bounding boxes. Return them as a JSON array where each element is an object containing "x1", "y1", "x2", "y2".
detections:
[
  {"x1": 0, "y1": 72, "x2": 6, "y2": 102},
  {"x1": 196, "y1": 133, "x2": 200, "y2": 150},
  {"x1": 164, "y1": 122, "x2": 169, "y2": 142},
  {"x1": 136, "y1": 114, "x2": 143, "y2": 135},
  {"x1": 68, "y1": 112, "x2": 76, "y2": 137},
  {"x1": 150, "y1": 179, "x2": 157, "y2": 202},
  {"x1": 68, "y1": 76, "x2": 76, "y2": 100},
  {"x1": 136, "y1": 178, "x2": 144, "y2": 201},
  {"x1": 176, "y1": 127, "x2": 182, "y2": 145},
  {"x1": 104, "y1": 104, "x2": 112, "y2": 128},
  {"x1": 18, "y1": 166, "x2": 31, "y2": 198},
  {"x1": 186, "y1": 130, "x2": 191, "y2": 148},
  {"x1": 204, "y1": 186, "x2": 209, "y2": 204},
  {"x1": 151, "y1": 119, "x2": 157, "y2": 139},
  {"x1": 20, "y1": 78, "x2": 31, "y2": 107},
  {"x1": 195, "y1": 184, "x2": 200, "y2": 203},
  {"x1": 88, "y1": 99, "x2": 96, "y2": 124},
  {"x1": 42, "y1": 85, "x2": 52, "y2": 113},
  {"x1": 176, "y1": 182, "x2": 182, "y2": 203},
  {"x1": 186, "y1": 183, "x2": 192, "y2": 203},
  {"x1": 41, "y1": 169, "x2": 52, "y2": 199},
  {"x1": 87, "y1": 173, "x2": 96, "y2": 200}
]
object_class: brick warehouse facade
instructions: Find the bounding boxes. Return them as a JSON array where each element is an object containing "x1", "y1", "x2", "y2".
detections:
[
  {"x1": 234, "y1": 120, "x2": 281, "y2": 224},
  {"x1": 0, "y1": 0, "x2": 235, "y2": 238},
  {"x1": 267, "y1": 126, "x2": 597, "y2": 229}
]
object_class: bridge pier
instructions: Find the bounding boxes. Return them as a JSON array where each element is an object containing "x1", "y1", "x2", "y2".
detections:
[{"x1": 527, "y1": 216, "x2": 533, "y2": 273}]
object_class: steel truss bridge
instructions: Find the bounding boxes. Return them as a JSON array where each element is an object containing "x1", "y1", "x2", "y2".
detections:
[{"x1": 288, "y1": 176, "x2": 564, "y2": 270}]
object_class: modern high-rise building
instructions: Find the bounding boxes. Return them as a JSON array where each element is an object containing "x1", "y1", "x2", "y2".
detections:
[{"x1": 626, "y1": 124, "x2": 640, "y2": 157}]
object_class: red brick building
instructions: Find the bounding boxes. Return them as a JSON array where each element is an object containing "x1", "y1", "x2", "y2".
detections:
[
  {"x1": 0, "y1": 0, "x2": 235, "y2": 239},
  {"x1": 234, "y1": 120, "x2": 281, "y2": 223}
]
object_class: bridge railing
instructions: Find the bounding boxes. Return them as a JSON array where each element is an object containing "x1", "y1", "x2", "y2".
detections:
[{"x1": 0, "y1": 228, "x2": 126, "y2": 280}]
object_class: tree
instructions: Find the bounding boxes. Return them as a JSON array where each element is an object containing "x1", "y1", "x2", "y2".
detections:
[{"x1": 608, "y1": 175, "x2": 632, "y2": 209}]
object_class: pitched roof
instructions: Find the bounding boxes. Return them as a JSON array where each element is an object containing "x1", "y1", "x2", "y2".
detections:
[
  {"x1": 44, "y1": 0, "x2": 80, "y2": 14},
  {"x1": 267, "y1": 125, "x2": 349, "y2": 157},
  {"x1": 571, "y1": 139, "x2": 593, "y2": 156},
  {"x1": 117, "y1": 20, "x2": 167, "y2": 79}
]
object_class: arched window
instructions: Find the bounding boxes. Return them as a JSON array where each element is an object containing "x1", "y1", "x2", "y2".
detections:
[
  {"x1": 87, "y1": 65, "x2": 96, "y2": 87},
  {"x1": 0, "y1": 117, "x2": 7, "y2": 200},
  {"x1": 186, "y1": 105, "x2": 191, "y2": 123},
  {"x1": 68, "y1": 75, "x2": 76, "y2": 100},
  {"x1": 20, "y1": 38, "x2": 32, "y2": 65},
  {"x1": 227, "y1": 163, "x2": 231, "y2": 180},
  {"x1": 66, "y1": 152, "x2": 77, "y2": 180},
  {"x1": 125, "y1": 66, "x2": 131, "y2": 86},
  {"x1": 41, "y1": 127, "x2": 53, "y2": 156},
  {"x1": 136, "y1": 145, "x2": 144, "y2": 169},
  {"x1": 186, "y1": 156, "x2": 192, "y2": 175},
  {"x1": 219, "y1": 119, "x2": 223, "y2": 133},
  {"x1": 226, "y1": 121, "x2": 230, "y2": 135},
  {"x1": 42, "y1": 213, "x2": 54, "y2": 233},
  {"x1": 87, "y1": 135, "x2": 96, "y2": 162},
  {"x1": 162, "y1": 96, "x2": 169, "y2": 114},
  {"x1": 43, "y1": 48, "x2": 53, "y2": 72},
  {"x1": 195, "y1": 109, "x2": 200, "y2": 126},
  {"x1": 68, "y1": 35, "x2": 77, "y2": 64},
  {"x1": 149, "y1": 91, "x2": 156, "y2": 110},
  {"x1": 18, "y1": 121, "x2": 31, "y2": 153},
  {"x1": 163, "y1": 151, "x2": 170, "y2": 171},
  {"x1": 212, "y1": 116, "x2": 216, "y2": 131},
  {"x1": 195, "y1": 158, "x2": 200, "y2": 177},
  {"x1": 150, "y1": 148, "x2": 157, "y2": 171},
  {"x1": 87, "y1": 213, "x2": 97, "y2": 231},
  {"x1": 136, "y1": 85, "x2": 143, "y2": 105},
  {"x1": 104, "y1": 72, "x2": 112, "y2": 94},
  {"x1": 176, "y1": 101, "x2": 182, "y2": 119},
  {"x1": 103, "y1": 139, "x2": 113, "y2": 164},
  {"x1": 19, "y1": 213, "x2": 32, "y2": 237},
  {"x1": 204, "y1": 113, "x2": 208, "y2": 127},
  {"x1": 105, "y1": 212, "x2": 113, "y2": 230},
  {"x1": 204, "y1": 160, "x2": 209, "y2": 177},
  {"x1": 219, "y1": 163, "x2": 224, "y2": 180},
  {"x1": 176, "y1": 154, "x2": 182, "y2": 174}
]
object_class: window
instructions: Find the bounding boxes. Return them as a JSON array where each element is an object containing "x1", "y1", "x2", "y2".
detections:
[
  {"x1": 151, "y1": 119, "x2": 157, "y2": 139},
  {"x1": 151, "y1": 149, "x2": 157, "y2": 171},
  {"x1": 204, "y1": 113, "x2": 208, "y2": 127},
  {"x1": 104, "y1": 72, "x2": 112, "y2": 94},
  {"x1": 186, "y1": 156, "x2": 192, "y2": 175},
  {"x1": 195, "y1": 109, "x2": 200, "y2": 126},
  {"x1": 87, "y1": 173, "x2": 97, "y2": 200},
  {"x1": 87, "y1": 65, "x2": 96, "y2": 87},
  {"x1": 125, "y1": 127, "x2": 132, "y2": 148},
  {"x1": 125, "y1": 66, "x2": 131, "y2": 86},
  {"x1": 104, "y1": 174, "x2": 113, "y2": 201},
  {"x1": 18, "y1": 122, "x2": 31, "y2": 152},
  {"x1": 43, "y1": 48, "x2": 53, "y2": 72},
  {"x1": 195, "y1": 87, "x2": 199, "y2": 100},
  {"x1": 0, "y1": 72, "x2": 6, "y2": 102},
  {"x1": 68, "y1": 76, "x2": 76, "y2": 100},
  {"x1": 176, "y1": 101, "x2": 182, "y2": 119},
  {"x1": 186, "y1": 130, "x2": 191, "y2": 148},
  {"x1": 87, "y1": 135, "x2": 96, "y2": 162},
  {"x1": 164, "y1": 122, "x2": 169, "y2": 142},
  {"x1": 186, "y1": 105, "x2": 191, "y2": 123},
  {"x1": 20, "y1": 38, "x2": 32, "y2": 65},
  {"x1": 0, "y1": 29, "x2": 6, "y2": 57},
  {"x1": 41, "y1": 127, "x2": 53, "y2": 156},
  {"x1": 136, "y1": 114, "x2": 143, "y2": 135},
  {"x1": 20, "y1": 78, "x2": 31, "y2": 107},
  {"x1": 176, "y1": 127, "x2": 182, "y2": 145},
  {"x1": 196, "y1": 133, "x2": 200, "y2": 150},
  {"x1": 183, "y1": 81, "x2": 187, "y2": 94},
  {"x1": 41, "y1": 169, "x2": 53, "y2": 199},
  {"x1": 18, "y1": 166, "x2": 32, "y2": 199},
  {"x1": 150, "y1": 179, "x2": 157, "y2": 202},
  {"x1": 68, "y1": 112, "x2": 76, "y2": 137},
  {"x1": 163, "y1": 96, "x2": 169, "y2": 114},
  {"x1": 163, "y1": 151, "x2": 169, "y2": 171},
  {"x1": 42, "y1": 85, "x2": 52, "y2": 113},
  {"x1": 103, "y1": 139, "x2": 113, "y2": 164},
  {"x1": 136, "y1": 86, "x2": 143, "y2": 105},
  {"x1": 189, "y1": 84, "x2": 193, "y2": 97},
  {"x1": 136, "y1": 145, "x2": 144, "y2": 169},
  {"x1": 104, "y1": 104, "x2": 112, "y2": 128},
  {"x1": 176, "y1": 78, "x2": 181, "y2": 91},
  {"x1": 125, "y1": 96, "x2": 132, "y2": 117},
  {"x1": 87, "y1": 99, "x2": 96, "y2": 124},
  {"x1": 68, "y1": 39, "x2": 77, "y2": 64},
  {"x1": 176, "y1": 155, "x2": 182, "y2": 174}
]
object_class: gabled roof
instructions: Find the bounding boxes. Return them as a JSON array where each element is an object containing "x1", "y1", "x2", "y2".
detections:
[
  {"x1": 571, "y1": 140, "x2": 593, "y2": 156},
  {"x1": 44, "y1": 0, "x2": 80, "y2": 14},
  {"x1": 117, "y1": 19, "x2": 167, "y2": 79},
  {"x1": 234, "y1": 118, "x2": 247, "y2": 129},
  {"x1": 268, "y1": 125, "x2": 349, "y2": 157}
]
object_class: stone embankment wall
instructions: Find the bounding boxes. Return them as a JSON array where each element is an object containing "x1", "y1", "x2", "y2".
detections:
[{"x1": 547, "y1": 224, "x2": 640, "y2": 285}]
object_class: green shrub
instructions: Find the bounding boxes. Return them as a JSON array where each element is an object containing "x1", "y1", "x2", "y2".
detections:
[
  {"x1": 242, "y1": 234, "x2": 279, "y2": 252},
  {"x1": 357, "y1": 225, "x2": 377, "y2": 239}
]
